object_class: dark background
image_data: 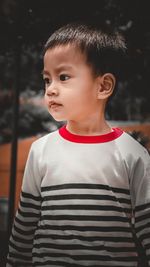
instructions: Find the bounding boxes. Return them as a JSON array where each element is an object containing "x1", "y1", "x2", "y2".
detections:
[
  {"x1": 0, "y1": 0, "x2": 150, "y2": 144},
  {"x1": 0, "y1": 1, "x2": 150, "y2": 266}
]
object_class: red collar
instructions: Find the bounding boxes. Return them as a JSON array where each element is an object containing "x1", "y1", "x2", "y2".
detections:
[{"x1": 59, "y1": 125, "x2": 123, "y2": 144}]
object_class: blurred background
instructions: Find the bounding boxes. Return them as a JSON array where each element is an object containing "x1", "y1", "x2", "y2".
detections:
[{"x1": 0, "y1": 0, "x2": 150, "y2": 265}]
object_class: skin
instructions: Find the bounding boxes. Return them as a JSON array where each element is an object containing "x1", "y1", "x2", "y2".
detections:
[{"x1": 43, "y1": 44, "x2": 115, "y2": 136}]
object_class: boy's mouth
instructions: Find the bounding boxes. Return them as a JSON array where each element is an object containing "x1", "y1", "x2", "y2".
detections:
[{"x1": 49, "y1": 101, "x2": 63, "y2": 108}]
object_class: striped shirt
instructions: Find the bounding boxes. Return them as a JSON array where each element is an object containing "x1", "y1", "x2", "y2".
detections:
[{"x1": 7, "y1": 125, "x2": 150, "y2": 266}]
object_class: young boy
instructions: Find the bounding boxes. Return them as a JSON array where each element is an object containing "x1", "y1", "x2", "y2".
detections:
[{"x1": 7, "y1": 23, "x2": 150, "y2": 267}]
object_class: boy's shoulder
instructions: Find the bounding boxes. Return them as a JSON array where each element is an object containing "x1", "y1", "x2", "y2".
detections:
[
  {"x1": 116, "y1": 129, "x2": 149, "y2": 162},
  {"x1": 31, "y1": 128, "x2": 60, "y2": 150},
  {"x1": 118, "y1": 129, "x2": 147, "y2": 149}
]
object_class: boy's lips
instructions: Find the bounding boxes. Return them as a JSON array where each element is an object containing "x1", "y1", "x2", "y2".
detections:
[{"x1": 49, "y1": 101, "x2": 63, "y2": 108}]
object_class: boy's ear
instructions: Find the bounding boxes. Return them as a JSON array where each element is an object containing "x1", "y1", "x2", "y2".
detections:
[{"x1": 97, "y1": 73, "x2": 116, "y2": 99}]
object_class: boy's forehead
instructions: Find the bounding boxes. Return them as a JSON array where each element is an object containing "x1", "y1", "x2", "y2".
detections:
[{"x1": 44, "y1": 44, "x2": 85, "y2": 63}]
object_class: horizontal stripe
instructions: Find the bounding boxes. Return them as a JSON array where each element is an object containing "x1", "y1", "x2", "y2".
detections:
[
  {"x1": 41, "y1": 183, "x2": 130, "y2": 195},
  {"x1": 43, "y1": 194, "x2": 131, "y2": 204},
  {"x1": 135, "y1": 212, "x2": 150, "y2": 223},
  {"x1": 41, "y1": 204, "x2": 131, "y2": 213},
  {"x1": 41, "y1": 214, "x2": 130, "y2": 222},
  {"x1": 9, "y1": 252, "x2": 31, "y2": 261},
  {"x1": 21, "y1": 191, "x2": 41, "y2": 201},
  {"x1": 11, "y1": 233, "x2": 33, "y2": 244},
  {"x1": 7, "y1": 258, "x2": 31, "y2": 266},
  {"x1": 15, "y1": 217, "x2": 38, "y2": 226},
  {"x1": 18, "y1": 208, "x2": 40, "y2": 218},
  {"x1": 135, "y1": 221, "x2": 150, "y2": 232},
  {"x1": 35, "y1": 231, "x2": 133, "y2": 243},
  {"x1": 32, "y1": 252, "x2": 137, "y2": 261},
  {"x1": 38, "y1": 224, "x2": 132, "y2": 233},
  {"x1": 9, "y1": 240, "x2": 32, "y2": 253},
  {"x1": 35, "y1": 232, "x2": 133, "y2": 241},
  {"x1": 135, "y1": 223, "x2": 150, "y2": 235},
  {"x1": 135, "y1": 202, "x2": 150, "y2": 212},
  {"x1": 14, "y1": 223, "x2": 35, "y2": 236},
  {"x1": 136, "y1": 232, "x2": 150, "y2": 243},
  {"x1": 20, "y1": 200, "x2": 41, "y2": 210},
  {"x1": 33, "y1": 242, "x2": 136, "y2": 252},
  {"x1": 32, "y1": 258, "x2": 133, "y2": 267}
]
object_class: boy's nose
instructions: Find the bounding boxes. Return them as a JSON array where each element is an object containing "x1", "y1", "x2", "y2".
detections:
[{"x1": 46, "y1": 83, "x2": 59, "y2": 96}]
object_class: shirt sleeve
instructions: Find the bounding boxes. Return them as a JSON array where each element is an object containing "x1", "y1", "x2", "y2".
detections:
[
  {"x1": 131, "y1": 148, "x2": 150, "y2": 265},
  {"x1": 6, "y1": 142, "x2": 42, "y2": 267}
]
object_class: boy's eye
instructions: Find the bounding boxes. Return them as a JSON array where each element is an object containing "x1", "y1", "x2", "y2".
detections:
[
  {"x1": 43, "y1": 77, "x2": 51, "y2": 85},
  {"x1": 59, "y1": 74, "x2": 70, "y2": 81}
]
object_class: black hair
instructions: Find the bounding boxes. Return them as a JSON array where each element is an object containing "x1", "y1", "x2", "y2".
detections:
[{"x1": 44, "y1": 23, "x2": 127, "y2": 80}]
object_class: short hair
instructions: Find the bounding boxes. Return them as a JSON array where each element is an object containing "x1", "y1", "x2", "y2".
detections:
[{"x1": 44, "y1": 23, "x2": 127, "y2": 80}]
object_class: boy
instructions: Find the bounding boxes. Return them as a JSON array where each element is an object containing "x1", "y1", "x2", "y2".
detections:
[{"x1": 7, "y1": 23, "x2": 150, "y2": 266}]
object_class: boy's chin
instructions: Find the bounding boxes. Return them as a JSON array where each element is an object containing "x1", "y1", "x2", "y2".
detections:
[
  {"x1": 48, "y1": 111, "x2": 66, "y2": 122},
  {"x1": 51, "y1": 116, "x2": 66, "y2": 122}
]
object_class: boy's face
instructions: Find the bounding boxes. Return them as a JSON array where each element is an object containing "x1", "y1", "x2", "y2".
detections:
[{"x1": 43, "y1": 44, "x2": 102, "y2": 123}]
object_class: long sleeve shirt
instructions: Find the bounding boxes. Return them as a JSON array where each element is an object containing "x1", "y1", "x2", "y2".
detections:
[{"x1": 7, "y1": 125, "x2": 150, "y2": 267}]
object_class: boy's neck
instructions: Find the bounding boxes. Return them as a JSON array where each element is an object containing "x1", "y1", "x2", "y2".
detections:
[{"x1": 66, "y1": 119, "x2": 111, "y2": 136}]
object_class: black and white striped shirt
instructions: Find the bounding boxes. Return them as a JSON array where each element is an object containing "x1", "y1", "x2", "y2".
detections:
[{"x1": 7, "y1": 125, "x2": 150, "y2": 266}]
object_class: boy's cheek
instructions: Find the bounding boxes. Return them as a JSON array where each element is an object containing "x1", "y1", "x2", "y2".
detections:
[{"x1": 44, "y1": 95, "x2": 49, "y2": 107}]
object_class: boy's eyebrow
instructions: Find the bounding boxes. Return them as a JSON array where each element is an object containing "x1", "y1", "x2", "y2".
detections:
[
  {"x1": 42, "y1": 65, "x2": 74, "y2": 76},
  {"x1": 56, "y1": 64, "x2": 74, "y2": 70},
  {"x1": 42, "y1": 70, "x2": 49, "y2": 76}
]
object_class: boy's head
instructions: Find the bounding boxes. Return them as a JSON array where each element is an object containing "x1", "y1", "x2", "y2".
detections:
[
  {"x1": 43, "y1": 23, "x2": 127, "y2": 123},
  {"x1": 44, "y1": 23, "x2": 127, "y2": 80}
]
